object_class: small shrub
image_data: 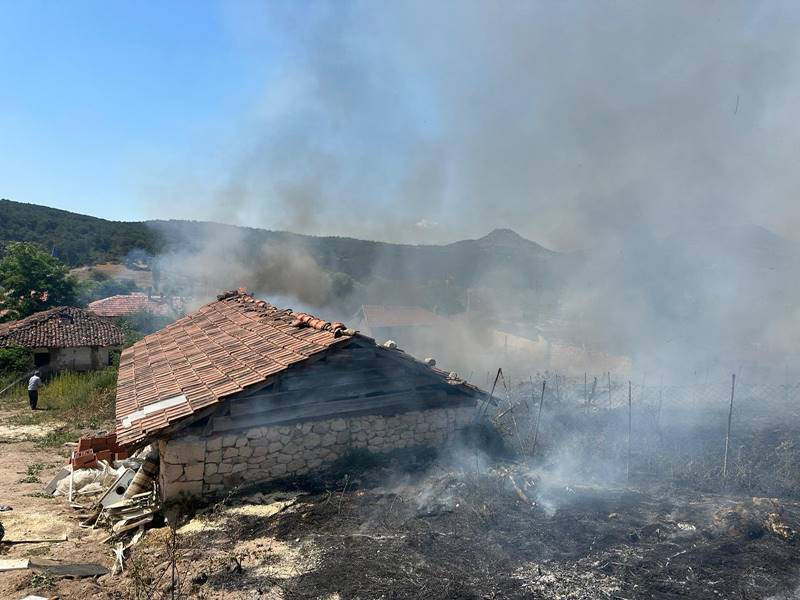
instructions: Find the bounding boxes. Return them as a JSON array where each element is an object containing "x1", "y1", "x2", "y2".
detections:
[{"x1": 19, "y1": 462, "x2": 45, "y2": 483}]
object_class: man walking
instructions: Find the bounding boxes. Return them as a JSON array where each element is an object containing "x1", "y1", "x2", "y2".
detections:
[{"x1": 27, "y1": 370, "x2": 42, "y2": 410}]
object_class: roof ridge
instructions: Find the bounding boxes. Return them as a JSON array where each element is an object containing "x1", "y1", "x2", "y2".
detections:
[{"x1": 216, "y1": 289, "x2": 350, "y2": 335}]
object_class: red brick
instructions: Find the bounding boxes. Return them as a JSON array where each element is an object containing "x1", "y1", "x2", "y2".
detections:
[{"x1": 71, "y1": 449, "x2": 97, "y2": 469}]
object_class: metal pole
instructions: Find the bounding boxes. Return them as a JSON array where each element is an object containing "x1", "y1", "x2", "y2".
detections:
[
  {"x1": 722, "y1": 373, "x2": 736, "y2": 489},
  {"x1": 627, "y1": 380, "x2": 632, "y2": 483},
  {"x1": 530, "y1": 380, "x2": 546, "y2": 460}
]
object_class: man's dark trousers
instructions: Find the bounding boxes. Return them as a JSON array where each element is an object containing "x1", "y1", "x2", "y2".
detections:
[{"x1": 28, "y1": 390, "x2": 38, "y2": 410}]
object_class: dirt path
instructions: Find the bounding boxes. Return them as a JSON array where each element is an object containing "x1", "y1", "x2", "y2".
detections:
[
  {"x1": 0, "y1": 411, "x2": 114, "y2": 600},
  {"x1": 0, "y1": 409, "x2": 66, "y2": 443}
]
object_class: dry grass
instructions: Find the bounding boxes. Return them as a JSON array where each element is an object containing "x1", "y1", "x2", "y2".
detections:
[{"x1": 0, "y1": 368, "x2": 118, "y2": 445}]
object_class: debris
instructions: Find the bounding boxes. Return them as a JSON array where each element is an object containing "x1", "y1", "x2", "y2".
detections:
[
  {"x1": 72, "y1": 432, "x2": 129, "y2": 466},
  {"x1": 0, "y1": 558, "x2": 30, "y2": 571},
  {"x1": 29, "y1": 557, "x2": 109, "y2": 578},
  {"x1": 0, "y1": 505, "x2": 12, "y2": 512},
  {"x1": 122, "y1": 450, "x2": 158, "y2": 499},
  {"x1": 99, "y1": 489, "x2": 160, "y2": 534},
  {"x1": 43, "y1": 467, "x2": 70, "y2": 495},
  {"x1": 765, "y1": 512, "x2": 795, "y2": 541},
  {"x1": 55, "y1": 464, "x2": 121, "y2": 497},
  {"x1": 99, "y1": 468, "x2": 136, "y2": 507},
  {"x1": 112, "y1": 515, "x2": 154, "y2": 535},
  {"x1": 111, "y1": 527, "x2": 145, "y2": 575},
  {"x1": 508, "y1": 475, "x2": 531, "y2": 504},
  {"x1": 227, "y1": 556, "x2": 243, "y2": 574}
]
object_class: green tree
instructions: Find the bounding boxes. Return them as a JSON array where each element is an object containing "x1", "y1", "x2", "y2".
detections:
[{"x1": 0, "y1": 242, "x2": 77, "y2": 319}]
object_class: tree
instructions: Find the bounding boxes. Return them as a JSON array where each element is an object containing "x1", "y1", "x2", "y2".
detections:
[{"x1": 0, "y1": 242, "x2": 77, "y2": 319}]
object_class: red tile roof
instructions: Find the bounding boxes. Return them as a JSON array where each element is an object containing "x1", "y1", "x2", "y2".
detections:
[
  {"x1": 0, "y1": 306, "x2": 123, "y2": 349},
  {"x1": 358, "y1": 305, "x2": 444, "y2": 329},
  {"x1": 116, "y1": 290, "x2": 487, "y2": 447},
  {"x1": 115, "y1": 290, "x2": 355, "y2": 446},
  {"x1": 88, "y1": 293, "x2": 182, "y2": 317}
]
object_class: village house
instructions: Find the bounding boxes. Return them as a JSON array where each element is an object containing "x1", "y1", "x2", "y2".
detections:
[
  {"x1": 115, "y1": 290, "x2": 486, "y2": 500},
  {"x1": 87, "y1": 292, "x2": 183, "y2": 319},
  {"x1": 0, "y1": 306, "x2": 123, "y2": 371}
]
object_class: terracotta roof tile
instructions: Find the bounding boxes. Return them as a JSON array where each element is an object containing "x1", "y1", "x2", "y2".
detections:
[
  {"x1": 0, "y1": 306, "x2": 123, "y2": 349},
  {"x1": 87, "y1": 293, "x2": 184, "y2": 318},
  {"x1": 115, "y1": 290, "x2": 355, "y2": 446}
]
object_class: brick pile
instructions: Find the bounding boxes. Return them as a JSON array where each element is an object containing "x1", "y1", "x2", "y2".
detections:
[{"x1": 70, "y1": 433, "x2": 129, "y2": 470}]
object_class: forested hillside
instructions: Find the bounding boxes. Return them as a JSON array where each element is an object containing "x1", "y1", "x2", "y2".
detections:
[{"x1": 0, "y1": 199, "x2": 161, "y2": 266}]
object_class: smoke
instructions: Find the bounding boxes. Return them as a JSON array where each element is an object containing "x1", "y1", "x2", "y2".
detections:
[
  {"x1": 139, "y1": 1, "x2": 800, "y2": 379},
  {"x1": 150, "y1": 221, "x2": 335, "y2": 310},
  {"x1": 146, "y1": 1, "x2": 800, "y2": 247}
]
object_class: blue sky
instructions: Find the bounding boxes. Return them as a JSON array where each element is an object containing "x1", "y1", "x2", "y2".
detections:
[
  {"x1": 2, "y1": 2, "x2": 800, "y2": 248},
  {"x1": 0, "y1": 2, "x2": 281, "y2": 222}
]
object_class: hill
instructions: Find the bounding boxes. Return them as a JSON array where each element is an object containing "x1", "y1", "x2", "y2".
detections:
[
  {"x1": 4, "y1": 198, "x2": 800, "y2": 371},
  {"x1": 0, "y1": 199, "x2": 161, "y2": 266}
]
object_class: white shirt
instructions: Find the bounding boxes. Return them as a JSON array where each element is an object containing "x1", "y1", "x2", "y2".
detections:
[{"x1": 28, "y1": 375, "x2": 42, "y2": 391}]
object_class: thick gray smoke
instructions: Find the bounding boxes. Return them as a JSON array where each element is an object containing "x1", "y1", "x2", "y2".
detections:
[
  {"x1": 145, "y1": 1, "x2": 800, "y2": 380},
  {"x1": 149, "y1": 1, "x2": 800, "y2": 247}
]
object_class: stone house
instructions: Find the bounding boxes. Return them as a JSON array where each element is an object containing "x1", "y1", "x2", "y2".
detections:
[
  {"x1": 115, "y1": 290, "x2": 486, "y2": 500},
  {"x1": 0, "y1": 306, "x2": 123, "y2": 371}
]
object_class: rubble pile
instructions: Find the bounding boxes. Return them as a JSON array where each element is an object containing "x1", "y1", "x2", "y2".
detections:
[{"x1": 47, "y1": 435, "x2": 162, "y2": 545}]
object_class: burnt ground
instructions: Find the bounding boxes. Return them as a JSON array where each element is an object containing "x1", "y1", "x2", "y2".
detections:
[{"x1": 104, "y1": 464, "x2": 800, "y2": 600}]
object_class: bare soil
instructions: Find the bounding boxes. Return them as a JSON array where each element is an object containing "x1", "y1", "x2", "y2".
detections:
[{"x1": 0, "y1": 436, "x2": 115, "y2": 599}]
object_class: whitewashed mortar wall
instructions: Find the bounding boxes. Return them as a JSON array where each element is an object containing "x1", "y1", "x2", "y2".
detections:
[{"x1": 158, "y1": 405, "x2": 474, "y2": 499}]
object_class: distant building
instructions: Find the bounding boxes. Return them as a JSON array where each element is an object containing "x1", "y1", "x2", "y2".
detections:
[
  {"x1": 0, "y1": 306, "x2": 124, "y2": 371},
  {"x1": 353, "y1": 305, "x2": 446, "y2": 348},
  {"x1": 88, "y1": 293, "x2": 183, "y2": 319}
]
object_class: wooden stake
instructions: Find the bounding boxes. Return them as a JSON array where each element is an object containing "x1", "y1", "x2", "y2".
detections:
[
  {"x1": 722, "y1": 373, "x2": 736, "y2": 489},
  {"x1": 530, "y1": 380, "x2": 546, "y2": 460},
  {"x1": 477, "y1": 368, "x2": 503, "y2": 420},
  {"x1": 627, "y1": 380, "x2": 632, "y2": 483}
]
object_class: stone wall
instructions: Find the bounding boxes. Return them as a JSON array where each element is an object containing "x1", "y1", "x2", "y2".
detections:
[{"x1": 158, "y1": 405, "x2": 475, "y2": 500}]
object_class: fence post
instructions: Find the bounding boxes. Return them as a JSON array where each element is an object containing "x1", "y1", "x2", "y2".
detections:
[
  {"x1": 722, "y1": 373, "x2": 736, "y2": 490},
  {"x1": 627, "y1": 380, "x2": 632, "y2": 483}
]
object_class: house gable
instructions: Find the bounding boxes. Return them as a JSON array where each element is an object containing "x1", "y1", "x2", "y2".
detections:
[{"x1": 191, "y1": 337, "x2": 479, "y2": 435}]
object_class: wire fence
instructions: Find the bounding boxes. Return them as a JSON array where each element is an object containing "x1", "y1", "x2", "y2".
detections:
[
  {"x1": 486, "y1": 370, "x2": 800, "y2": 417},
  {"x1": 479, "y1": 368, "x2": 800, "y2": 498}
]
